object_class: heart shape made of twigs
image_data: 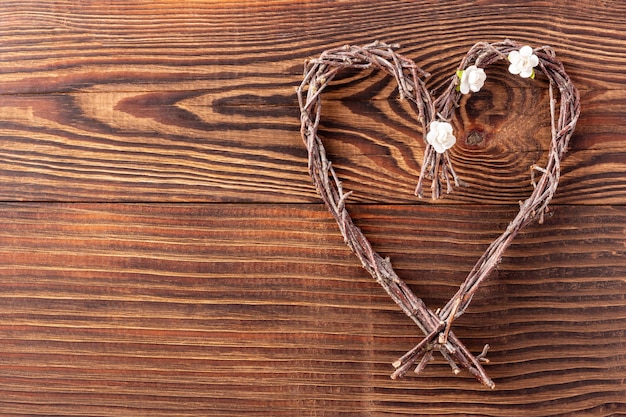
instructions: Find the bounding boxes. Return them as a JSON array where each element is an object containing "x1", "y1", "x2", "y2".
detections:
[{"x1": 297, "y1": 40, "x2": 580, "y2": 388}]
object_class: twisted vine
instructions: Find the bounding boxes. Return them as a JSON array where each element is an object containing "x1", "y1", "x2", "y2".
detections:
[{"x1": 296, "y1": 40, "x2": 580, "y2": 387}]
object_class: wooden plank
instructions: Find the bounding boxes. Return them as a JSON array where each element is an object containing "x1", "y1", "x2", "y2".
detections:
[
  {"x1": 0, "y1": 203, "x2": 624, "y2": 415},
  {"x1": 0, "y1": 1, "x2": 624, "y2": 203},
  {"x1": 0, "y1": 90, "x2": 624, "y2": 204},
  {"x1": 0, "y1": 1, "x2": 625, "y2": 93}
]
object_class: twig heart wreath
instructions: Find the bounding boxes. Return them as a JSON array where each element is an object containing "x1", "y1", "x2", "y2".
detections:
[{"x1": 297, "y1": 39, "x2": 580, "y2": 388}]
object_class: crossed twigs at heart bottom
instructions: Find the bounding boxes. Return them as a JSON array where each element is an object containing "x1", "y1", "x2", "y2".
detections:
[{"x1": 297, "y1": 40, "x2": 580, "y2": 388}]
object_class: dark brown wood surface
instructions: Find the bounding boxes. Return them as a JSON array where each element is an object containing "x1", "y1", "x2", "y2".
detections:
[{"x1": 0, "y1": 1, "x2": 624, "y2": 416}]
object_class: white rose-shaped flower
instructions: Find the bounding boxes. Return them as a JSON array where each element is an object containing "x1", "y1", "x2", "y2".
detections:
[
  {"x1": 426, "y1": 121, "x2": 456, "y2": 154},
  {"x1": 508, "y1": 45, "x2": 539, "y2": 78},
  {"x1": 458, "y1": 65, "x2": 486, "y2": 94}
]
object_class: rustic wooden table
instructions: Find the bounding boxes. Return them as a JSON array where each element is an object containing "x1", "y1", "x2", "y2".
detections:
[{"x1": 0, "y1": 1, "x2": 624, "y2": 416}]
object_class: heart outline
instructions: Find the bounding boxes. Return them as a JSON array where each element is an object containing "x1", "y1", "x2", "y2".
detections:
[{"x1": 297, "y1": 40, "x2": 580, "y2": 387}]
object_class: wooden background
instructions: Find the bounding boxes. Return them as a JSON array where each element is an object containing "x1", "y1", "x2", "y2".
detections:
[{"x1": 0, "y1": 1, "x2": 624, "y2": 416}]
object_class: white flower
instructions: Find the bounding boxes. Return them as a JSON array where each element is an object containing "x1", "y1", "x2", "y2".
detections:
[
  {"x1": 508, "y1": 45, "x2": 539, "y2": 78},
  {"x1": 458, "y1": 65, "x2": 486, "y2": 94},
  {"x1": 426, "y1": 121, "x2": 456, "y2": 153}
]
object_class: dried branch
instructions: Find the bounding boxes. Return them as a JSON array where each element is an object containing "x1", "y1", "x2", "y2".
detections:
[{"x1": 297, "y1": 40, "x2": 580, "y2": 388}]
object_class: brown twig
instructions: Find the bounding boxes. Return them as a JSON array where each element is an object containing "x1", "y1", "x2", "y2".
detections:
[{"x1": 297, "y1": 40, "x2": 580, "y2": 388}]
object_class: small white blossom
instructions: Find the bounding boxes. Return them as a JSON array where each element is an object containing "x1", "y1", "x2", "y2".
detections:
[
  {"x1": 426, "y1": 121, "x2": 456, "y2": 154},
  {"x1": 508, "y1": 45, "x2": 539, "y2": 78},
  {"x1": 458, "y1": 65, "x2": 486, "y2": 94}
]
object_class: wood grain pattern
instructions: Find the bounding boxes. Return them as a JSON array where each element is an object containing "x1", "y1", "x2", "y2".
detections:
[
  {"x1": 0, "y1": 1, "x2": 623, "y2": 203},
  {"x1": 0, "y1": 0, "x2": 624, "y2": 415},
  {"x1": 0, "y1": 203, "x2": 624, "y2": 416}
]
